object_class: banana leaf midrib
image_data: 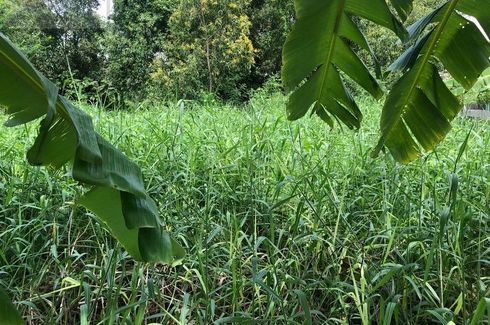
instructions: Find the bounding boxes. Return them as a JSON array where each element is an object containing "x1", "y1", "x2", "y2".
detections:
[
  {"x1": 378, "y1": 0, "x2": 461, "y2": 146},
  {"x1": 0, "y1": 47, "x2": 49, "y2": 110},
  {"x1": 0, "y1": 46, "x2": 76, "y2": 128},
  {"x1": 317, "y1": 0, "x2": 347, "y2": 107}
]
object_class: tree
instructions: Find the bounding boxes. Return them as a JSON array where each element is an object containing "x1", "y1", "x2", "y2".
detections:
[
  {"x1": 282, "y1": 0, "x2": 489, "y2": 164},
  {"x1": 48, "y1": 0, "x2": 104, "y2": 83},
  {"x1": 246, "y1": 0, "x2": 295, "y2": 88},
  {"x1": 104, "y1": 0, "x2": 175, "y2": 100},
  {"x1": 0, "y1": 0, "x2": 60, "y2": 80},
  {"x1": 0, "y1": 0, "x2": 104, "y2": 89},
  {"x1": 154, "y1": 0, "x2": 255, "y2": 100}
]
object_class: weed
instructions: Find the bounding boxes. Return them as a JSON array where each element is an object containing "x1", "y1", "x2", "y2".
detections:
[{"x1": 0, "y1": 93, "x2": 489, "y2": 324}]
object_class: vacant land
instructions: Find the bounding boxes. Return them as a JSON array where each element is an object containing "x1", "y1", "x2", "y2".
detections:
[{"x1": 1, "y1": 92, "x2": 489, "y2": 324}]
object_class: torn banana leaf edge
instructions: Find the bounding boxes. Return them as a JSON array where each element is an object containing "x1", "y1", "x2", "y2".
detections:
[{"x1": 0, "y1": 32, "x2": 185, "y2": 265}]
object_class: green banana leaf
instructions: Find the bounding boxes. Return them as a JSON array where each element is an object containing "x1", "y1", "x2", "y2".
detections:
[
  {"x1": 0, "y1": 31, "x2": 185, "y2": 263},
  {"x1": 79, "y1": 187, "x2": 184, "y2": 264},
  {"x1": 282, "y1": 0, "x2": 489, "y2": 164},
  {"x1": 390, "y1": 0, "x2": 414, "y2": 22},
  {"x1": 282, "y1": 0, "x2": 407, "y2": 129},
  {"x1": 374, "y1": 0, "x2": 490, "y2": 163},
  {"x1": 0, "y1": 287, "x2": 23, "y2": 325}
]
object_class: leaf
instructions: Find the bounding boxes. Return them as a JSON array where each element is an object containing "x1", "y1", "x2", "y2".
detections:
[
  {"x1": 390, "y1": 0, "x2": 414, "y2": 22},
  {"x1": 78, "y1": 187, "x2": 143, "y2": 260},
  {"x1": 73, "y1": 135, "x2": 147, "y2": 197},
  {"x1": 293, "y1": 290, "x2": 312, "y2": 325},
  {"x1": 27, "y1": 96, "x2": 101, "y2": 168},
  {"x1": 139, "y1": 228, "x2": 185, "y2": 265},
  {"x1": 374, "y1": 0, "x2": 490, "y2": 163},
  {"x1": 79, "y1": 187, "x2": 185, "y2": 265},
  {"x1": 0, "y1": 287, "x2": 24, "y2": 325},
  {"x1": 282, "y1": 0, "x2": 406, "y2": 128},
  {"x1": 120, "y1": 191, "x2": 160, "y2": 229},
  {"x1": 382, "y1": 302, "x2": 397, "y2": 325},
  {"x1": 0, "y1": 33, "x2": 58, "y2": 127},
  {"x1": 470, "y1": 297, "x2": 490, "y2": 325},
  {"x1": 0, "y1": 31, "x2": 184, "y2": 264},
  {"x1": 406, "y1": 3, "x2": 447, "y2": 42},
  {"x1": 408, "y1": 1, "x2": 490, "y2": 41},
  {"x1": 456, "y1": 0, "x2": 490, "y2": 36}
]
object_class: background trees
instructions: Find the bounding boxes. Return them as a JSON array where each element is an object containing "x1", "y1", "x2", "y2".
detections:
[
  {"x1": 247, "y1": 0, "x2": 294, "y2": 89},
  {"x1": 0, "y1": 0, "x2": 103, "y2": 89},
  {"x1": 104, "y1": 0, "x2": 175, "y2": 100},
  {"x1": 48, "y1": 0, "x2": 104, "y2": 83},
  {"x1": 1, "y1": 0, "x2": 291, "y2": 102},
  {"x1": 0, "y1": 0, "x2": 61, "y2": 80},
  {"x1": 153, "y1": 0, "x2": 255, "y2": 100},
  {"x1": 0, "y1": 0, "x2": 484, "y2": 103}
]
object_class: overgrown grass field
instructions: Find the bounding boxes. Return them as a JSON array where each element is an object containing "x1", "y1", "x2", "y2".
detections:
[{"x1": 1, "y1": 91, "x2": 489, "y2": 324}]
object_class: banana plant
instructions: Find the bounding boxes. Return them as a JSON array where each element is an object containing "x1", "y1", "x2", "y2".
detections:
[
  {"x1": 282, "y1": 0, "x2": 490, "y2": 164},
  {"x1": 0, "y1": 32, "x2": 185, "y2": 264},
  {"x1": 0, "y1": 29, "x2": 184, "y2": 316},
  {"x1": 282, "y1": 0, "x2": 406, "y2": 129},
  {"x1": 0, "y1": 32, "x2": 184, "y2": 323},
  {"x1": 0, "y1": 287, "x2": 23, "y2": 325}
]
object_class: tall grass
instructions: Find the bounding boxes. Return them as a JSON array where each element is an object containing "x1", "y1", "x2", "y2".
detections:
[{"x1": 0, "y1": 91, "x2": 489, "y2": 324}]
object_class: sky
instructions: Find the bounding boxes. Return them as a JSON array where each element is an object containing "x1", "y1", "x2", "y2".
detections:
[{"x1": 96, "y1": 0, "x2": 113, "y2": 19}]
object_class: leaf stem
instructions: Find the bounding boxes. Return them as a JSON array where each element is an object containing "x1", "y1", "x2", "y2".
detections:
[
  {"x1": 377, "y1": 0, "x2": 461, "y2": 152},
  {"x1": 317, "y1": 0, "x2": 346, "y2": 108}
]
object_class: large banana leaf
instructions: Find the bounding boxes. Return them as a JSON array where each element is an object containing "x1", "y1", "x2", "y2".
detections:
[
  {"x1": 282, "y1": 0, "x2": 407, "y2": 129},
  {"x1": 0, "y1": 32, "x2": 184, "y2": 265},
  {"x1": 0, "y1": 287, "x2": 23, "y2": 325},
  {"x1": 0, "y1": 34, "x2": 57, "y2": 127},
  {"x1": 390, "y1": 0, "x2": 414, "y2": 22},
  {"x1": 373, "y1": 0, "x2": 490, "y2": 163}
]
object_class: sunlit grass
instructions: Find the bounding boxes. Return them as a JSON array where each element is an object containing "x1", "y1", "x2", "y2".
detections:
[{"x1": 1, "y1": 91, "x2": 489, "y2": 324}]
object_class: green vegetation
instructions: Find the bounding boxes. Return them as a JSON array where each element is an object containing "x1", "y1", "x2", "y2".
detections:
[
  {"x1": 105, "y1": 0, "x2": 175, "y2": 101},
  {"x1": 282, "y1": 0, "x2": 489, "y2": 164},
  {"x1": 449, "y1": 68, "x2": 490, "y2": 107},
  {"x1": 0, "y1": 0, "x2": 455, "y2": 103},
  {"x1": 0, "y1": 0, "x2": 104, "y2": 88},
  {"x1": 1, "y1": 92, "x2": 489, "y2": 323},
  {"x1": 1, "y1": 0, "x2": 489, "y2": 323},
  {"x1": 155, "y1": 0, "x2": 255, "y2": 100},
  {"x1": 0, "y1": 0, "x2": 295, "y2": 102}
]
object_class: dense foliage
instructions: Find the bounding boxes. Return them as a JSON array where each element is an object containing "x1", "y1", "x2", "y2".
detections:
[
  {"x1": 104, "y1": 0, "x2": 175, "y2": 100},
  {"x1": 154, "y1": 0, "x2": 255, "y2": 100},
  {"x1": 247, "y1": 0, "x2": 294, "y2": 88},
  {"x1": 0, "y1": 0, "x2": 489, "y2": 323},
  {"x1": 0, "y1": 0, "x2": 292, "y2": 102},
  {"x1": 0, "y1": 0, "x2": 464, "y2": 103},
  {"x1": 1, "y1": 93, "x2": 489, "y2": 323},
  {"x1": 0, "y1": 0, "x2": 104, "y2": 91}
]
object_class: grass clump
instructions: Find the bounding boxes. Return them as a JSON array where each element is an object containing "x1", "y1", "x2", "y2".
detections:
[{"x1": 0, "y1": 92, "x2": 489, "y2": 324}]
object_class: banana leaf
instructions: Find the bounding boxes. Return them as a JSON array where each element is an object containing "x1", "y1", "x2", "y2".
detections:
[{"x1": 0, "y1": 31, "x2": 184, "y2": 264}]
